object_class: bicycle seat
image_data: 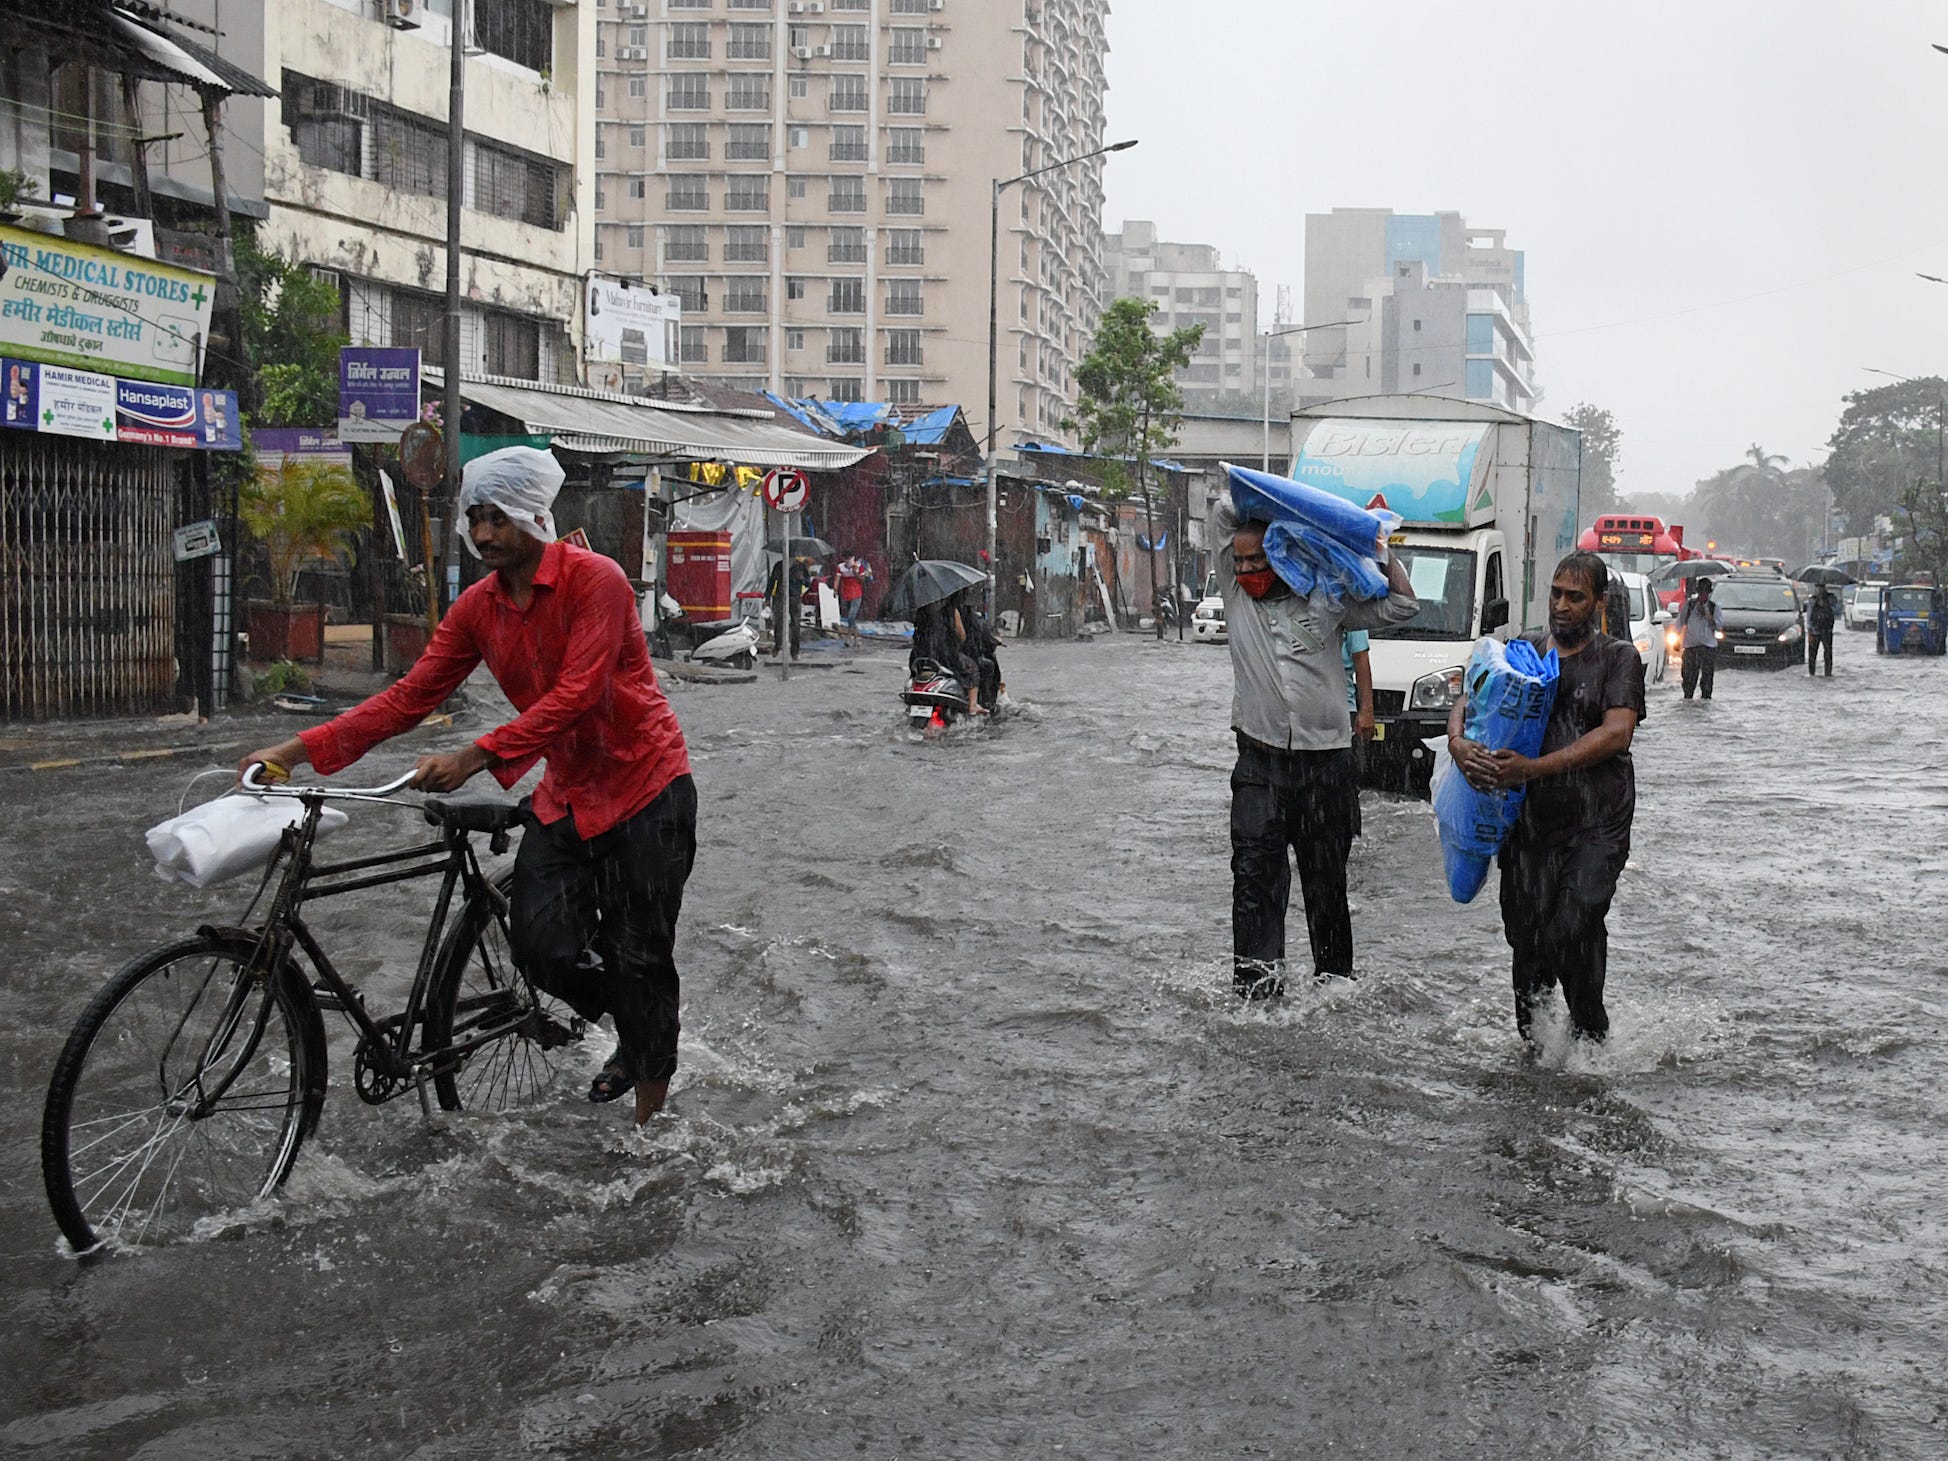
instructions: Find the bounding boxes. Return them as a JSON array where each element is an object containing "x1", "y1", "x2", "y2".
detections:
[{"x1": 422, "y1": 796, "x2": 523, "y2": 834}]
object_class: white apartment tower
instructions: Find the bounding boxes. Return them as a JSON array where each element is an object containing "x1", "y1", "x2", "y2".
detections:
[
  {"x1": 1101, "y1": 220, "x2": 1262, "y2": 406},
  {"x1": 595, "y1": 0, "x2": 1112, "y2": 444}
]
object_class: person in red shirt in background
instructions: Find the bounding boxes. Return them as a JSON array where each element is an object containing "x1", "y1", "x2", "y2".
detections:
[
  {"x1": 835, "y1": 553, "x2": 874, "y2": 636},
  {"x1": 240, "y1": 447, "x2": 696, "y2": 1123}
]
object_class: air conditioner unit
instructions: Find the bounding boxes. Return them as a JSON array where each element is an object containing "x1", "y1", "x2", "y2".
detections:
[
  {"x1": 787, "y1": 1, "x2": 805, "y2": 12},
  {"x1": 624, "y1": 2, "x2": 648, "y2": 14},
  {"x1": 927, "y1": 0, "x2": 943, "y2": 9},
  {"x1": 618, "y1": 46, "x2": 646, "y2": 60},
  {"x1": 812, "y1": 44, "x2": 831, "y2": 57},
  {"x1": 926, "y1": 35, "x2": 942, "y2": 48},
  {"x1": 807, "y1": 1, "x2": 825, "y2": 11},
  {"x1": 383, "y1": 0, "x2": 421, "y2": 29},
  {"x1": 791, "y1": 45, "x2": 813, "y2": 60}
]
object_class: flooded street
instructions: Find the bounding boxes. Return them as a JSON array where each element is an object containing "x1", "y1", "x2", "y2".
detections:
[{"x1": 3, "y1": 632, "x2": 1945, "y2": 1458}]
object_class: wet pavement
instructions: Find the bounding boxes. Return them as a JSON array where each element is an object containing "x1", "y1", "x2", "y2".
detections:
[{"x1": 3, "y1": 630, "x2": 1945, "y2": 1457}]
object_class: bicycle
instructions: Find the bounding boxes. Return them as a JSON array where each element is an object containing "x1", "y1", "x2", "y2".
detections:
[{"x1": 40, "y1": 767, "x2": 588, "y2": 1255}]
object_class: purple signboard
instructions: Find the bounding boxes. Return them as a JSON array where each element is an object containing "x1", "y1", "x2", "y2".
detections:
[
  {"x1": 338, "y1": 347, "x2": 421, "y2": 443},
  {"x1": 2, "y1": 357, "x2": 37, "y2": 430}
]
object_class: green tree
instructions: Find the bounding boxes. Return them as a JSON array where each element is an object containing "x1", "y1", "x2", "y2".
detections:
[
  {"x1": 1824, "y1": 377, "x2": 1948, "y2": 533},
  {"x1": 236, "y1": 228, "x2": 348, "y2": 429},
  {"x1": 1560, "y1": 403, "x2": 1622, "y2": 518},
  {"x1": 1065, "y1": 297, "x2": 1204, "y2": 617},
  {"x1": 240, "y1": 456, "x2": 369, "y2": 607}
]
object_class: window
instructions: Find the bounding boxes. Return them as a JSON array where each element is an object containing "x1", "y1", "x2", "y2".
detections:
[
  {"x1": 828, "y1": 226, "x2": 865, "y2": 263},
  {"x1": 728, "y1": 22, "x2": 772, "y2": 59},
  {"x1": 830, "y1": 0, "x2": 867, "y2": 8},
  {"x1": 625, "y1": 225, "x2": 644, "y2": 248},
  {"x1": 789, "y1": 126, "x2": 809, "y2": 148},
  {"x1": 627, "y1": 126, "x2": 646, "y2": 148},
  {"x1": 884, "y1": 228, "x2": 923, "y2": 265},
  {"x1": 664, "y1": 225, "x2": 708, "y2": 262},
  {"x1": 594, "y1": 130, "x2": 605, "y2": 159},
  {"x1": 886, "y1": 127, "x2": 924, "y2": 165},
  {"x1": 827, "y1": 377, "x2": 863, "y2": 402},
  {"x1": 593, "y1": 183, "x2": 605, "y2": 209},
  {"x1": 1412, "y1": 318, "x2": 1422, "y2": 331},
  {"x1": 789, "y1": 77, "x2": 808, "y2": 98},
  {"x1": 470, "y1": 139, "x2": 565, "y2": 229},
  {"x1": 831, "y1": 25, "x2": 869, "y2": 60},
  {"x1": 668, "y1": 75, "x2": 710, "y2": 110},
  {"x1": 786, "y1": 328, "x2": 806, "y2": 350},
  {"x1": 828, "y1": 175, "x2": 866, "y2": 212},
  {"x1": 830, "y1": 76, "x2": 867, "y2": 112},
  {"x1": 628, "y1": 177, "x2": 646, "y2": 198},
  {"x1": 1464, "y1": 359, "x2": 1493, "y2": 398},
  {"x1": 669, "y1": 277, "x2": 707, "y2": 312},
  {"x1": 786, "y1": 277, "x2": 806, "y2": 299},
  {"x1": 890, "y1": 0, "x2": 928, "y2": 11},
  {"x1": 473, "y1": 0, "x2": 553, "y2": 74},
  {"x1": 888, "y1": 27, "x2": 927, "y2": 64},
  {"x1": 726, "y1": 175, "x2": 769, "y2": 210},
  {"x1": 372, "y1": 107, "x2": 447, "y2": 198},
  {"x1": 1412, "y1": 363, "x2": 1422, "y2": 376},
  {"x1": 680, "y1": 326, "x2": 708, "y2": 364},
  {"x1": 885, "y1": 328, "x2": 922, "y2": 365},
  {"x1": 391, "y1": 291, "x2": 443, "y2": 366},
  {"x1": 483, "y1": 310, "x2": 541, "y2": 378},
  {"x1": 595, "y1": 87, "x2": 604, "y2": 108},
  {"x1": 1466, "y1": 314, "x2": 1496, "y2": 355},
  {"x1": 888, "y1": 78, "x2": 927, "y2": 115},
  {"x1": 787, "y1": 177, "x2": 807, "y2": 199},
  {"x1": 292, "y1": 115, "x2": 361, "y2": 174},
  {"x1": 826, "y1": 326, "x2": 864, "y2": 361},
  {"x1": 728, "y1": 0, "x2": 770, "y2": 8},
  {"x1": 830, "y1": 124, "x2": 868, "y2": 162},
  {"x1": 667, "y1": 175, "x2": 708, "y2": 210},
  {"x1": 724, "y1": 225, "x2": 768, "y2": 262},
  {"x1": 724, "y1": 278, "x2": 767, "y2": 313},
  {"x1": 885, "y1": 377, "x2": 921, "y2": 404},
  {"x1": 628, "y1": 76, "x2": 646, "y2": 97},
  {"x1": 787, "y1": 225, "x2": 807, "y2": 248},
  {"x1": 671, "y1": 0, "x2": 710, "y2": 7},
  {"x1": 728, "y1": 123, "x2": 769, "y2": 160},
  {"x1": 728, "y1": 74, "x2": 771, "y2": 110},
  {"x1": 885, "y1": 278, "x2": 922, "y2": 315},
  {"x1": 723, "y1": 327, "x2": 768, "y2": 363},
  {"x1": 886, "y1": 178, "x2": 923, "y2": 215},
  {"x1": 630, "y1": 26, "x2": 648, "y2": 45},
  {"x1": 668, "y1": 22, "x2": 711, "y2": 58},
  {"x1": 668, "y1": 123, "x2": 708, "y2": 160},
  {"x1": 829, "y1": 280, "x2": 865, "y2": 315}
]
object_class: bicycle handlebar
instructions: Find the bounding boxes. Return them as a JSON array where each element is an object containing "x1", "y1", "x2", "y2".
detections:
[{"x1": 242, "y1": 763, "x2": 419, "y2": 799}]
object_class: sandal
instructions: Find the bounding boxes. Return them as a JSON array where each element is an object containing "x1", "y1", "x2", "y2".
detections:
[{"x1": 588, "y1": 1046, "x2": 641, "y2": 1104}]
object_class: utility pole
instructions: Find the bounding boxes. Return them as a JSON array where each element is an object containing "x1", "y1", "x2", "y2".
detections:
[{"x1": 443, "y1": 0, "x2": 468, "y2": 609}]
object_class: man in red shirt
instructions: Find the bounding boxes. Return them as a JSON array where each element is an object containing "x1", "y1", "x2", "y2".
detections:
[{"x1": 240, "y1": 448, "x2": 695, "y2": 1122}]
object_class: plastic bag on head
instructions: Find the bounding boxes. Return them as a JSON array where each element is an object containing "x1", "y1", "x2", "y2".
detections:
[{"x1": 456, "y1": 446, "x2": 565, "y2": 558}]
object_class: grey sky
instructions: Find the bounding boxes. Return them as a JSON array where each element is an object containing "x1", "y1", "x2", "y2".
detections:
[{"x1": 1100, "y1": 0, "x2": 1948, "y2": 503}]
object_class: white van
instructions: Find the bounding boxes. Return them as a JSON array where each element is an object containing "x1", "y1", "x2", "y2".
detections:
[{"x1": 1616, "y1": 570, "x2": 1668, "y2": 683}]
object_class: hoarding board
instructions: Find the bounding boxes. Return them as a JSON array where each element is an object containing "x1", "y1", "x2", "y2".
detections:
[
  {"x1": 1289, "y1": 420, "x2": 1491, "y2": 527},
  {"x1": 584, "y1": 274, "x2": 679, "y2": 369},
  {"x1": 0, "y1": 223, "x2": 214, "y2": 385},
  {"x1": 338, "y1": 347, "x2": 421, "y2": 442},
  {"x1": 116, "y1": 379, "x2": 240, "y2": 449}
]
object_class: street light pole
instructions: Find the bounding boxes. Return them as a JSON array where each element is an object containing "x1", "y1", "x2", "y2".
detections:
[
  {"x1": 986, "y1": 137, "x2": 1138, "y2": 611},
  {"x1": 1258, "y1": 318, "x2": 1362, "y2": 470}
]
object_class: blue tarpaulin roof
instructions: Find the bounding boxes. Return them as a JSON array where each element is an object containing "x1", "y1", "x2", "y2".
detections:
[
  {"x1": 901, "y1": 405, "x2": 961, "y2": 445},
  {"x1": 1014, "y1": 441, "x2": 1189, "y2": 473},
  {"x1": 763, "y1": 394, "x2": 970, "y2": 447}
]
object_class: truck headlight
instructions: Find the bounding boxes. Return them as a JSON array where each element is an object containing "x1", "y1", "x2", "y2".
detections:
[
  {"x1": 1409, "y1": 666, "x2": 1465, "y2": 712},
  {"x1": 1778, "y1": 625, "x2": 1803, "y2": 644}
]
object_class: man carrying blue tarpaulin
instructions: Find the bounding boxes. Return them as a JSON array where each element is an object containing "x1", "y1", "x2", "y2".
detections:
[{"x1": 1214, "y1": 494, "x2": 1419, "y2": 999}]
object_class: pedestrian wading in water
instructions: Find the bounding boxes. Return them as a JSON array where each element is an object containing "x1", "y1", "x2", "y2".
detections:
[{"x1": 1448, "y1": 551, "x2": 1645, "y2": 1043}]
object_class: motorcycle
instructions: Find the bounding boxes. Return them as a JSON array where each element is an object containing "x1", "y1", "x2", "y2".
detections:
[
  {"x1": 652, "y1": 594, "x2": 762, "y2": 670},
  {"x1": 902, "y1": 657, "x2": 972, "y2": 734}
]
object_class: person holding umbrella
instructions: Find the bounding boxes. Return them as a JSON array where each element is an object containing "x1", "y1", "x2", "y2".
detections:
[
  {"x1": 1678, "y1": 575, "x2": 1725, "y2": 700},
  {"x1": 1794, "y1": 564, "x2": 1853, "y2": 677},
  {"x1": 887, "y1": 560, "x2": 990, "y2": 714}
]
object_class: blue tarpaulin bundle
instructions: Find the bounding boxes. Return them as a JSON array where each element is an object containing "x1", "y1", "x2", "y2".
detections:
[
  {"x1": 1222, "y1": 462, "x2": 1396, "y2": 606},
  {"x1": 1432, "y1": 636, "x2": 1560, "y2": 903}
]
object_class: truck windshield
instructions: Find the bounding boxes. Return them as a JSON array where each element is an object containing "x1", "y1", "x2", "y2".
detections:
[{"x1": 1369, "y1": 547, "x2": 1477, "y2": 640}]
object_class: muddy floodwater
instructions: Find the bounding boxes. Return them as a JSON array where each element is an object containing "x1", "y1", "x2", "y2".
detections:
[{"x1": 3, "y1": 632, "x2": 1945, "y2": 1458}]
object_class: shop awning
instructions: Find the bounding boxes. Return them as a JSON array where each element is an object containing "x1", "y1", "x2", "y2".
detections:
[{"x1": 433, "y1": 371, "x2": 875, "y2": 471}]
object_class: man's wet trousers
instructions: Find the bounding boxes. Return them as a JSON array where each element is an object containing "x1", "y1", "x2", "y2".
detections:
[
  {"x1": 1498, "y1": 838, "x2": 1626, "y2": 1041},
  {"x1": 510, "y1": 776, "x2": 697, "y2": 1080},
  {"x1": 1230, "y1": 736, "x2": 1359, "y2": 994}
]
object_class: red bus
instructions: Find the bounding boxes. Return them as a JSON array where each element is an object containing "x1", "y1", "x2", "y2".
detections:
[{"x1": 1578, "y1": 513, "x2": 1707, "y2": 614}]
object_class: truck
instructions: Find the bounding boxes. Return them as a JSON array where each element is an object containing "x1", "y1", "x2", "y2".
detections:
[{"x1": 1282, "y1": 396, "x2": 1581, "y2": 793}]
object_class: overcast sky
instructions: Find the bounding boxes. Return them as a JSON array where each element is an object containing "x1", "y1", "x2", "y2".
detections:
[{"x1": 1099, "y1": 0, "x2": 1948, "y2": 502}]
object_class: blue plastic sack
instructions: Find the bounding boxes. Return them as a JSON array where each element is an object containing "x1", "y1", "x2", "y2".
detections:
[
  {"x1": 1224, "y1": 462, "x2": 1394, "y2": 606},
  {"x1": 1431, "y1": 637, "x2": 1560, "y2": 903}
]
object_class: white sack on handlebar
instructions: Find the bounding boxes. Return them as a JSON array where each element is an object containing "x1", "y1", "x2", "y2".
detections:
[{"x1": 146, "y1": 794, "x2": 348, "y2": 889}]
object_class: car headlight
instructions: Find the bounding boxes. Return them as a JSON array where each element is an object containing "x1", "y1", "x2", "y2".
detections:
[
  {"x1": 1778, "y1": 625, "x2": 1803, "y2": 643},
  {"x1": 1409, "y1": 666, "x2": 1465, "y2": 712}
]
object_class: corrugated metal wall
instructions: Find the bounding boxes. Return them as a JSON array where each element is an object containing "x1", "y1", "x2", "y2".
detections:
[{"x1": 1, "y1": 436, "x2": 179, "y2": 720}]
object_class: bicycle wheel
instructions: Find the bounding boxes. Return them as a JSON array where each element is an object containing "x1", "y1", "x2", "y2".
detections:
[
  {"x1": 425, "y1": 871, "x2": 587, "y2": 1112},
  {"x1": 41, "y1": 936, "x2": 326, "y2": 1254}
]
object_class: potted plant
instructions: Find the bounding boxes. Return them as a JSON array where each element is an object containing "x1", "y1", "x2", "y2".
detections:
[
  {"x1": 0, "y1": 167, "x2": 40, "y2": 222},
  {"x1": 240, "y1": 455, "x2": 368, "y2": 663}
]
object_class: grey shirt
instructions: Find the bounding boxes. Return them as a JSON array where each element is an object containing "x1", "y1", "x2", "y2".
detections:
[
  {"x1": 1214, "y1": 497, "x2": 1421, "y2": 752},
  {"x1": 1679, "y1": 594, "x2": 1722, "y2": 649}
]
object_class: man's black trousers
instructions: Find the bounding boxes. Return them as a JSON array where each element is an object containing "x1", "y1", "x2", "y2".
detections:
[
  {"x1": 1230, "y1": 736, "x2": 1359, "y2": 994},
  {"x1": 1498, "y1": 839, "x2": 1626, "y2": 1041},
  {"x1": 1808, "y1": 625, "x2": 1833, "y2": 675},
  {"x1": 1680, "y1": 645, "x2": 1715, "y2": 699},
  {"x1": 510, "y1": 775, "x2": 697, "y2": 1081}
]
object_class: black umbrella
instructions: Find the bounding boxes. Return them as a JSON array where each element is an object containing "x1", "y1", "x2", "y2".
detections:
[
  {"x1": 1669, "y1": 559, "x2": 1734, "y2": 582},
  {"x1": 1793, "y1": 564, "x2": 1855, "y2": 587},
  {"x1": 882, "y1": 559, "x2": 987, "y2": 620},
  {"x1": 766, "y1": 533, "x2": 835, "y2": 559}
]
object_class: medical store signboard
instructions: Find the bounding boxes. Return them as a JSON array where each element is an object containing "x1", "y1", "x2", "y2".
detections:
[
  {"x1": 584, "y1": 274, "x2": 679, "y2": 370},
  {"x1": 338, "y1": 346, "x2": 421, "y2": 442},
  {"x1": 0, "y1": 223, "x2": 215, "y2": 386},
  {"x1": 2, "y1": 356, "x2": 238, "y2": 449}
]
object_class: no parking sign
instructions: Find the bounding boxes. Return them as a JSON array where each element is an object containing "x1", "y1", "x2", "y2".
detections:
[{"x1": 763, "y1": 467, "x2": 809, "y2": 512}]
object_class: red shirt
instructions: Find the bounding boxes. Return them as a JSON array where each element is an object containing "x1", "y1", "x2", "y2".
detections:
[{"x1": 299, "y1": 541, "x2": 690, "y2": 838}]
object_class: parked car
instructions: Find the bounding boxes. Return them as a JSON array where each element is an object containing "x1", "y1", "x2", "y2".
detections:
[
  {"x1": 1191, "y1": 595, "x2": 1227, "y2": 643},
  {"x1": 1845, "y1": 582, "x2": 1884, "y2": 631},
  {"x1": 1616, "y1": 571, "x2": 1668, "y2": 683},
  {"x1": 1712, "y1": 573, "x2": 1805, "y2": 668}
]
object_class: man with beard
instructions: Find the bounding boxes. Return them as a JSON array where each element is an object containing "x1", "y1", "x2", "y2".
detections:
[
  {"x1": 1213, "y1": 497, "x2": 1419, "y2": 999},
  {"x1": 1447, "y1": 551, "x2": 1645, "y2": 1044}
]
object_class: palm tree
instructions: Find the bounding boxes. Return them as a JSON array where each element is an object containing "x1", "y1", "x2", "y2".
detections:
[{"x1": 241, "y1": 456, "x2": 369, "y2": 608}]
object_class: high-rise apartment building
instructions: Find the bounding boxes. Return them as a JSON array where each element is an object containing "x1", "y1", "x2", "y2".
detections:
[
  {"x1": 1301, "y1": 208, "x2": 1535, "y2": 412},
  {"x1": 594, "y1": 0, "x2": 1111, "y2": 446},
  {"x1": 1101, "y1": 219, "x2": 1262, "y2": 406}
]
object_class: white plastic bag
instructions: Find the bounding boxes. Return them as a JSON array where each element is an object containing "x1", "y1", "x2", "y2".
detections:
[{"x1": 146, "y1": 794, "x2": 348, "y2": 889}]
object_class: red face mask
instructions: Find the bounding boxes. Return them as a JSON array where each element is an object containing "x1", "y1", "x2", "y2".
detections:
[{"x1": 1236, "y1": 568, "x2": 1278, "y2": 600}]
